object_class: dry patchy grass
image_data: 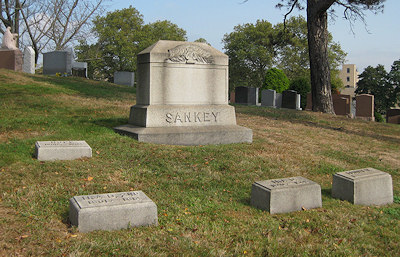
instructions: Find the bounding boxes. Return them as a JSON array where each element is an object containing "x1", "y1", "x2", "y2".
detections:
[{"x1": 0, "y1": 70, "x2": 399, "y2": 256}]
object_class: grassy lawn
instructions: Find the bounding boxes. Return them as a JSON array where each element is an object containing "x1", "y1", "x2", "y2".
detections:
[{"x1": 0, "y1": 69, "x2": 399, "y2": 256}]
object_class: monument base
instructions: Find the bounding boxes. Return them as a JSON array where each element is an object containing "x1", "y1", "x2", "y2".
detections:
[
  {"x1": 114, "y1": 124, "x2": 252, "y2": 145},
  {"x1": 0, "y1": 49, "x2": 22, "y2": 71}
]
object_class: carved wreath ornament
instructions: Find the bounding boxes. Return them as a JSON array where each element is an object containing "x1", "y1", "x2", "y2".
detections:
[{"x1": 166, "y1": 44, "x2": 214, "y2": 64}]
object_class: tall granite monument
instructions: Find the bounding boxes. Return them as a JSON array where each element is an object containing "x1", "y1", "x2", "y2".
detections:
[
  {"x1": 0, "y1": 27, "x2": 22, "y2": 71},
  {"x1": 114, "y1": 40, "x2": 252, "y2": 145}
]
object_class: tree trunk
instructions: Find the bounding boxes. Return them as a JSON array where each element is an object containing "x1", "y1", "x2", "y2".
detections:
[
  {"x1": 307, "y1": 0, "x2": 335, "y2": 114},
  {"x1": 14, "y1": 0, "x2": 20, "y2": 47}
]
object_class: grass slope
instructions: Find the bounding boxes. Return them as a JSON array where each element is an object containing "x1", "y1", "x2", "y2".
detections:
[{"x1": 0, "y1": 69, "x2": 399, "y2": 256}]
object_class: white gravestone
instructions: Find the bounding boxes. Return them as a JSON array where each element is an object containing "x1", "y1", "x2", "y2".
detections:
[
  {"x1": 23, "y1": 46, "x2": 35, "y2": 74},
  {"x1": 332, "y1": 168, "x2": 393, "y2": 205},
  {"x1": 296, "y1": 94, "x2": 302, "y2": 110},
  {"x1": 35, "y1": 141, "x2": 92, "y2": 161},
  {"x1": 251, "y1": 176, "x2": 322, "y2": 214},
  {"x1": 69, "y1": 191, "x2": 158, "y2": 232},
  {"x1": 114, "y1": 40, "x2": 252, "y2": 145}
]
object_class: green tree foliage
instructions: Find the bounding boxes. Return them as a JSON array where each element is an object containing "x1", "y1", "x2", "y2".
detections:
[
  {"x1": 222, "y1": 20, "x2": 278, "y2": 90},
  {"x1": 289, "y1": 77, "x2": 311, "y2": 109},
  {"x1": 355, "y1": 62, "x2": 399, "y2": 115},
  {"x1": 275, "y1": 0, "x2": 385, "y2": 114},
  {"x1": 194, "y1": 38, "x2": 210, "y2": 45},
  {"x1": 276, "y1": 16, "x2": 346, "y2": 80},
  {"x1": 330, "y1": 69, "x2": 344, "y2": 94},
  {"x1": 75, "y1": 7, "x2": 187, "y2": 80},
  {"x1": 222, "y1": 16, "x2": 346, "y2": 92},
  {"x1": 264, "y1": 68, "x2": 290, "y2": 93}
]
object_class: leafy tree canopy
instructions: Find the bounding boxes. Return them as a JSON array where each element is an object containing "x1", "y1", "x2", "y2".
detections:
[
  {"x1": 222, "y1": 16, "x2": 346, "y2": 91},
  {"x1": 76, "y1": 7, "x2": 187, "y2": 80},
  {"x1": 274, "y1": 0, "x2": 385, "y2": 113},
  {"x1": 223, "y1": 20, "x2": 278, "y2": 90},
  {"x1": 355, "y1": 60, "x2": 400, "y2": 114}
]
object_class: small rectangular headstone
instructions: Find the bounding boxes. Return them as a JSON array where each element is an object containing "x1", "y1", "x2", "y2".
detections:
[
  {"x1": 114, "y1": 71, "x2": 135, "y2": 87},
  {"x1": 282, "y1": 90, "x2": 297, "y2": 109},
  {"x1": 69, "y1": 191, "x2": 158, "y2": 232},
  {"x1": 356, "y1": 94, "x2": 374, "y2": 121},
  {"x1": 386, "y1": 109, "x2": 400, "y2": 124},
  {"x1": 247, "y1": 87, "x2": 259, "y2": 106},
  {"x1": 261, "y1": 89, "x2": 276, "y2": 107},
  {"x1": 35, "y1": 141, "x2": 92, "y2": 161},
  {"x1": 332, "y1": 168, "x2": 393, "y2": 205},
  {"x1": 43, "y1": 50, "x2": 72, "y2": 75},
  {"x1": 251, "y1": 176, "x2": 322, "y2": 214},
  {"x1": 0, "y1": 49, "x2": 23, "y2": 71}
]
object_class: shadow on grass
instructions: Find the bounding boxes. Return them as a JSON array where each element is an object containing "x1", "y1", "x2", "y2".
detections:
[
  {"x1": 91, "y1": 118, "x2": 128, "y2": 129},
  {"x1": 31, "y1": 75, "x2": 136, "y2": 101},
  {"x1": 235, "y1": 105, "x2": 400, "y2": 145},
  {"x1": 239, "y1": 197, "x2": 251, "y2": 207},
  {"x1": 61, "y1": 209, "x2": 73, "y2": 229},
  {"x1": 321, "y1": 188, "x2": 332, "y2": 198}
]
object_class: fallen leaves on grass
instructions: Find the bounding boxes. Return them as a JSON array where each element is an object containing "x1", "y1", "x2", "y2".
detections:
[
  {"x1": 15, "y1": 234, "x2": 29, "y2": 241},
  {"x1": 84, "y1": 176, "x2": 93, "y2": 181}
]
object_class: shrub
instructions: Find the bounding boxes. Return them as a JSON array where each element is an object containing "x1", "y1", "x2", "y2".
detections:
[
  {"x1": 289, "y1": 77, "x2": 311, "y2": 109},
  {"x1": 263, "y1": 68, "x2": 290, "y2": 93},
  {"x1": 374, "y1": 111, "x2": 384, "y2": 122}
]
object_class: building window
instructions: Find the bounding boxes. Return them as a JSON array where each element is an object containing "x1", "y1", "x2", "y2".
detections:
[
  {"x1": 347, "y1": 77, "x2": 350, "y2": 82},
  {"x1": 347, "y1": 68, "x2": 350, "y2": 73}
]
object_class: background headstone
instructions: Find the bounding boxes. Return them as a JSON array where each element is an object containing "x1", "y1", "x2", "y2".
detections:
[
  {"x1": 247, "y1": 87, "x2": 259, "y2": 106},
  {"x1": 386, "y1": 109, "x2": 400, "y2": 124},
  {"x1": 251, "y1": 176, "x2": 322, "y2": 214},
  {"x1": 282, "y1": 90, "x2": 297, "y2": 109},
  {"x1": 23, "y1": 46, "x2": 35, "y2": 74},
  {"x1": 43, "y1": 51, "x2": 72, "y2": 75},
  {"x1": 261, "y1": 89, "x2": 276, "y2": 107},
  {"x1": 356, "y1": 94, "x2": 374, "y2": 121},
  {"x1": 332, "y1": 94, "x2": 351, "y2": 116},
  {"x1": 114, "y1": 71, "x2": 135, "y2": 87},
  {"x1": 69, "y1": 191, "x2": 158, "y2": 232},
  {"x1": 235, "y1": 86, "x2": 248, "y2": 104},
  {"x1": 296, "y1": 94, "x2": 302, "y2": 110},
  {"x1": 0, "y1": 49, "x2": 22, "y2": 71},
  {"x1": 72, "y1": 61, "x2": 88, "y2": 78},
  {"x1": 235, "y1": 86, "x2": 258, "y2": 105},
  {"x1": 332, "y1": 168, "x2": 393, "y2": 205},
  {"x1": 305, "y1": 92, "x2": 312, "y2": 111}
]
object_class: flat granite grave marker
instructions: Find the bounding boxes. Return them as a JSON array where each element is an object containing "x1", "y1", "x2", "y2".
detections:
[
  {"x1": 35, "y1": 141, "x2": 92, "y2": 161},
  {"x1": 251, "y1": 176, "x2": 322, "y2": 214},
  {"x1": 69, "y1": 191, "x2": 158, "y2": 232},
  {"x1": 332, "y1": 168, "x2": 393, "y2": 205},
  {"x1": 114, "y1": 40, "x2": 252, "y2": 145}
]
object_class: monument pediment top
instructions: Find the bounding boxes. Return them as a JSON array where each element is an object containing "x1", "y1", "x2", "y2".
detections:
[{"x1": 138, "y1": 40, "x2": 228, "y2": 65}]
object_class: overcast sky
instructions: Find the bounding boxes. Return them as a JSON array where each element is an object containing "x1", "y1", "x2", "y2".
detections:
[{"x1": 104, "y1": 0, "x2": 400, "y2": 73}]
